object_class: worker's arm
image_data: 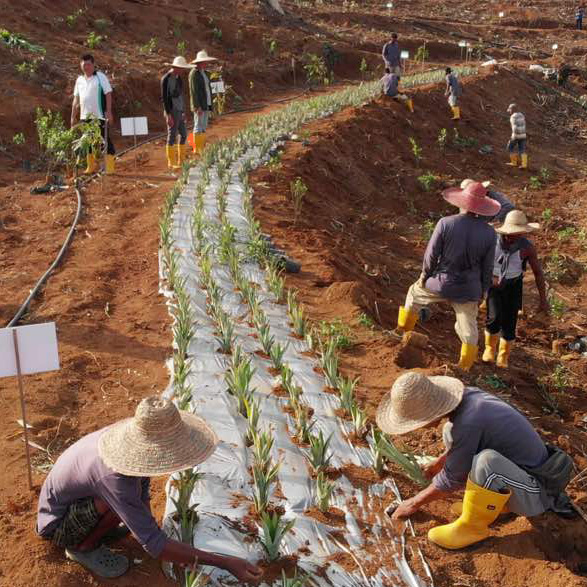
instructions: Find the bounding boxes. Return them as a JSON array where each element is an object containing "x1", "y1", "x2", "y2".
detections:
[
  {"x1": 481, "y1": 235, "x2": 497, "y2": 297},
  {"x1": 160, "y1": 540, "x2": 263, "y2": 583},
  {"x1": 105, "y1": 91, "x2": 113, "y2": 125},
  {"x1": 524, "y1": 244, "x2": 549, "y2": 312},
  {"x1": 71, "y1": 94, "x2": 80, "y2": 127},
  {"x1": 421, "y1": 219, "x2": 444, "y2": 281},
  {"x1": 382, "y1": 42, "x2": 388, "y2": 60},
  {"x1": 391, "y1": 483, "x2": 451, "y2": 520}
]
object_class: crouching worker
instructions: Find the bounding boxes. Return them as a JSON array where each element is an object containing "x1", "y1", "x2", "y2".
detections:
[
  {"x1": 381, "y1": 67, "x2": 414, "y2": 112},
  {"x1": 36, "y1": 397, "x2": 263, "y2": 582},
  {"x1": 483, "y1": 210, "x2": 548, "y2": 368},
  {"x1": 393, "y1": 181, "x2": 499, "y2": 371},
  {"x1": 377, "y1": 371, "x2": 574, "y2": 550}
]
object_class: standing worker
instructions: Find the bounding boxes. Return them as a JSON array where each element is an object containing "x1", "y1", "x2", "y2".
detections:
[
  {"x1": 393, "y1": 182, "x2": 500, "y2": 371},
  {"x1": 382, "y1": 33, "x2": 401, "y2": 74},
  {"x1": 380, "y1": 67, "x2": 414, "y2": 112},
  {"x1": 506, "y1": 103, "x2": 528, "y2": 169},
  {"x1": 161, "y1": 56, "x2": 194, "y2": 171},
  {"x1": 377, "y1": 371, "x2": 574, "y2": 549},
  {"x1": 188, "y1": 50, "x2": 217, "y2": 155},
  {"x1": 445, "y1": 67, "x2": 462, "y2": 120},
  {"x1": 36, "y1": 397, "x2": 263, "y2": 582},
  {"x1": 482, "y1": 210, "x2": 548, "y2": 368},
  {"x1": 71, "y1": 53, "x2": 116, "y2": 174},
  {"x1": 576, "y1": 5, "x2": 585, "y2": 29}
]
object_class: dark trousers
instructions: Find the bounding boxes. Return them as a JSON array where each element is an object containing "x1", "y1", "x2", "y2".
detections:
[
  {"x1": 486, "y1": 276, "x2": 523, "y2": 341},
  {"x1": 508, "y1": 138, "x2": 526, "y2": 155},
  {"x1": 83, "y1": 119, "x2": 116, "y2": 155},
  {"x1": 577, "y1": 17, "x2": 583, "y2": 30}
]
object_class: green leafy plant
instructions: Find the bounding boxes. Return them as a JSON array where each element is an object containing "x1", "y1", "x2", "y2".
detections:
[
  {"x1": 170, "y1": 469, "x2": 201, "y2": 543},
  {"x1": 304, "y1": 53, "x2": 329, "y2": 86},
  {"x1": 548, "y1": 294, "x2": 566, "y2": 319},
  {"x1": 414, "y1": 44, "x2": 429, "y2": 63},
  {"x1": 378, "y1": 433, "x2": 428, "y2": 486},
  {"x1": 437, "y1": 128, "x2": 448, "y2": 150},
  {"x1": 320, "y1": 339, "x2": 339, "y2": 389},
  {"x1": 290, "y1": 177, "x2": 308, "y2": 221},
  {"x1": 557, "y1": 227, "x2": 576, "y2": 241},
  {"x1": 417, "y1": 172, "x2": 437, "y2": 192},
  {"x1": 177, "y1": 40, "x2": 187, "y2": 55},
  {"x1": 215, "y1": 310, "x2": 235, "y2": 353},
  {"x1": 0, "y1": 29, "x2": 45, "y2": 53},
  {"x1": 350, "y1": 402, "x2": 368, "y2": 436},
  {"x1": 86, "y1": 31, "x2": 104, "y2": 49},
  {"x1": 550, "y1": 364, "x2": 570, "y2": 391},
  {"x1": 306, "y1": 430, "x2": 332, "y2": 473},
  {"x1": 337, "y1": 376, "x2": 357, "y2": 413},
  {"x1": 258, "y1": 321, "x2": 275, "y2": 355},
  {"x1": 358, "y1": 312, "x2": 374, "y2": 328},
  {"x1": 140, "y1": 37, "x2": 158, "y2": 55},
  {"x1": 360, "y1": 57, "x2": 368, "y2": 79},
  {"x1": 409, "y1": 137, "x2": 422, "y2": 162},
  {"x1": 15, "y1": 59, "x2": 40, "y2": 78},
  {"x1": 314, "y1": 319, "x2": 354, "y2": 350},
  {"x1": 259, "y1": 512, "x2": 295, "y2": 561},
  {"x1": 452, "y1": 129, "x2": 477, "y2": 148},
  {"x1": 212, "y1": 27, "x2": 223, "y2": 41},
  {"x1": 316, "y1": 471, "x2": 334, "y2": 512},
  {"x1": 542, "y1": 208, "x2": 553, "y2": 223},
  {"x1": 253, "y1": 461, "x2": 280, "y2": 514},
  {"x1": 478, "y1": 374, "x2": 507, "y2": 390},
  {"x1": 544, "y1": 251, "x2": 568, "y2": 283},
  {"x1": 287, "y1": 290, "x2": 307, "y2": 337},
  {"x1": 12, "y1": 132, "x2": 25, "y2": 145},
  {"x1": 265, "y1": 37, "x2": 278, "y2": 56},
  {"x1": 66, "y1": 9, "x2": 85, "y2": 28},
  {"x1": 540, "y1": 166, "x2": 551, "y2": 183},
  {"x1": 369, "y1": 427, "x2": 387, "y2": 475},
  {"x1": 269, "y1": 342, "x2": 288, "y2": 370},
  {"x1": 280, "y1": 569, "x2": 308, "y2": 587},
  {"x1": 253, "y1": 429, "x2": 275, "y2": 473},
  {"x1": 244, "y1": 394, "x2": 261, "y2": 444},
  {"x1": 421, "y1": 219, "x2": 436, "y2": 240},
  {"x1": 529, "y1": 176, "x2": 542, "y2": 190}
]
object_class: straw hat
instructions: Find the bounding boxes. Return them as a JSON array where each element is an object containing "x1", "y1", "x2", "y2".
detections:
[
  {"x1": 98, "y1": 397, "x2": 218, "y2": 477},
  {"x1": 507, "y1": 103, "x2": 518, "y2": 113},
  {"x1": 165, "y1": 56, "x2": 195, "y2": 69},
  {"x1": 496, "y1": 209, "x2": 540, "y2": 235},
  {"x1": 376, "y1": 372, "x2": 464, "y2": 435},
  {"x1": 191, "y1": 50, "x2": 218, "y2": 64},
  {"x1": 442, "y1": 181, "x2": 501, "y2": 217},
  {"x1": 460, "y1": 178, "x2": 491, "y2": 189}
]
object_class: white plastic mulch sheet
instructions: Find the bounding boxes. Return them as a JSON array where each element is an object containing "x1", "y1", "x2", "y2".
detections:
[{"x1": 160, "y1": 150, "x2": 434, "y2": 587}]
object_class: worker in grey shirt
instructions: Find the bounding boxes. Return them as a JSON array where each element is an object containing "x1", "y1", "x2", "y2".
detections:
[
  {"x1": 37, "y1": 397, "x2": 263, "y2": 582},
  {"x1": 393, "y1": 181, "x2": 499, "y2": 371},
  {"x1": 380, "y1": 67, "x2": 414, "y2": 112},
  {"x1": 445, "y1": 67, "x2": 462, "y2": 120},
  {"x1": 382, "y1": 33, "x2": 401, "y2": 73},
  {"x1": 377, "y1": 372, "x2": 573, "y2": 550}
]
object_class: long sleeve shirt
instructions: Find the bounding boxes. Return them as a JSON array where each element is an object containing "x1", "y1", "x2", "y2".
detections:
[
  {"x1": 381, "y1": 73, "x2": 400, "y2": 97},
  {"x1": 433, "y1": 388, "x2": 548, "y2": 491},
  {"x1": 37, "y1": 429, "x2": 167, "y2": 558},
  {"x1": 189, "y1": 69, "x2": 213, "y2": 112},
  {"x1": 510, "y1": 112, "x2": 526, "y2": 140},
  {"x1": 160, "y1": 71, "x2": 185, "y2": 115},
  {"x1": 382, "y1": 40, "x2": 400, "y2": 67},
  {"x1": 423, "y1": 214, "x2": 497, "y2": 302}
]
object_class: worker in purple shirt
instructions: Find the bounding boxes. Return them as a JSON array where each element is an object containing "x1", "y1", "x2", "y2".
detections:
[
  {"x1": 393, "y1": 181, "x2": 499, "y2": 371},
  {"x1": 36, "y1": 397, "x2": 263, "y2": 582},
  {"x1": 576, "y1": 5, "x2": 585, "y2": 29},
  {"x1": 380, "y1": 67, "x2": 414, "y2": 112},
  {"x1": 460, "y1": 178, "x2": 514, "y2": 223},
  {"x1": 377, "y1": 371, "x2": 573, "y2": 549},
  {"x1": 382, "y1": 33, "x2": 401, "y2": 73}
]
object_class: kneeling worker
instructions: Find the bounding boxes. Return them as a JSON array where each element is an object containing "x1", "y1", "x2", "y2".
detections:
[
  {"x1": 36, "y1": 397, "x2": 263, "y2": 582},
  {"x1": 377, "y1": 371, "x2": 573, "y2": 549},
  {"x1": 381, "y1": 67, "x2": 414, "y2": 112}
]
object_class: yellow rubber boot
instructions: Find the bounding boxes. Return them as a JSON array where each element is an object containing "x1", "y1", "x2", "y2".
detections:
[
  {"x1": 105, "y1": 154, "x2": 115, "y2": 174},
  {"x1": 84, "y1": 154, "x2": 98, "y2": 174},
  {"x1": 496, "y1": 339, "x2": 512, "y2": 368},
  {"x1": 428, "y1": 479, "x2": 510, "y2": 550},
  {"x1": 165, "y1": 145, "x2": 176, "y2": 170},
  {"x1": 398, "y1": 306, "x2": 419, "y2": 332},
  {"x1": 482, "y1": 332, "x2": 499, "y2": 363},
  {"x1": 507, "y1": 153, "x2": 519, "y2": 167},
  {"x1": 177, "y1": 144, "x2": 187, "y2": 167},
  {"x1": 457, "y1": 343, "x2": 477, "y2": 371},
  {"x1": 406, "y1": 98, "x2": 414, "y2": 113},
  {"x1": 452, "y1": 106, "x2": 460, "y2": 120},
  {"x1": 194, "y1": 133, "x2": 207, "y2": 154},
  {"x1": 450, "y1": 500, "x2": 510, "y2": 517},
  {"x1": 520, "y1": 153, "x2": 528, "y2": 169}
]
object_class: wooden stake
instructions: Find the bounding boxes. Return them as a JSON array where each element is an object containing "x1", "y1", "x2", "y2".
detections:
[{"x1": 12, "y1": 329, "x2": 34, "y2": 490}]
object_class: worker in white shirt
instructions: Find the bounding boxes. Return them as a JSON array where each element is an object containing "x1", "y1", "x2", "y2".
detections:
[
  {"x1": 71, "y1": 54, "x2": 116, "y2": 174},
  {"x1": 506, "y1": 103, "x2": 528, "y2": 169}
]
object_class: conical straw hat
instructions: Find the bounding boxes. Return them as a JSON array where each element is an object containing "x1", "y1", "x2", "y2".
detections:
[
  {"x1": 496, "y1": 209, "x2": 540, "y2": 235},
  {"x1": 442, "y1": 181, "x2": 501, "y2": 217},
  {"x1": 99, "y1": 397, "x2": 218, "y2": 477},
  {"x1": 376, "y1": 372, "x2": 464, "y2": 435},
  {"x1": 165, "y1": 56, "x2": 195, "y2": 68},
  {"x1": 191, "y1": 50, "x2": 218, "y2": 64}
]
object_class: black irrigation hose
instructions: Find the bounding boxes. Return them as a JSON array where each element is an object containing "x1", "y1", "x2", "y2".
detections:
[{"x1": 7, "y1": 184, "x2": 83, "y2": 327}]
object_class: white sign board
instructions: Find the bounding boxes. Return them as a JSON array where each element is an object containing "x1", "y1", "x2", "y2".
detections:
[
  {"x1": 211, "y1": 81, "x2": 225, "y2": 95},
  {"x1": 386, "y1": 2, "x2": 393, "y2": 8},
  {"x1": 120, "y1": 117, "x2": 149, "y2": 137},
  {"x1": 552, "y1": 43, "x2": 558, "y2": 50},
  {"x1": 458, "y1": 40, "x2": 467, "y2": 48},
  {"x1": 0, "y1": 323, "x2": 60, "y2": 377},
  {"x1": 499, "y1": 11, "x2": 505, "y2": 17},
  {"x1": 400, "y1": 50, "x2": 409, "y2": 59}
]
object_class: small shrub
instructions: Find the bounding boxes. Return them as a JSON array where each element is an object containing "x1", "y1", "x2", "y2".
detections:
[
  {"x1": 540, "y1": 166, "x2": 551, "y2": 183},
  {"x1": 417, "y1": 172, "x2": 437, "y2": 192},
  {"x1": 358, "y1": 312, "x2": 374, "y2": 328},
  {"x1": 304, "y1": 53, "x2": 329, "y2": 86},
  {"x1": 414, "y1": 44, "x2": 429, "y2": 63},
  {"x1": 259, "y1": 512, "x2": 295, "y2": 561},
  {"x1": 542, "y1": 208, "x2": 553, "y2": 223},
  {"x1": 316, "y1": 471, "x2": 334, "y2": 512},
  {"x1": 212, "y1": 27, "x2": 223, "y2": 41},
  {"x1": 140, "y1": 37, "x2": 158, "y2": 55},
  {"x1": 15, "y1": 59, "x2": 40, "y2": 78},
  {"x1": 452, "y1": 129, "x2": 477, "y2": 148},
  {"x1": 420, "y1": 219, "x2": 435, "y2": 240},
  {"x1": 290, "y1": 177, "x2": 308, "y2": 221},
  {"x1": 529, "y1": 176, "x2": 542, "y2": 190},
  {"x1": 548, "y1": 294, "x2": 566, "y2": 319},
  {"x1": 557, "y1": 227, "x2": 576, "y2": 241},
  {"x1": 409, "y1": 137, "x2": 422, "y2": 162},
  {"x1": 550, "y1": 364, "x2": 570, "y2": 391},
  {"x1": 0, "y1": 29, "x2": 45, "y2": 53},
  {"x1": 12, "y1": 132, "x2": 25, "y2": 145},
  {"x1": 306, "y1": 430, "x2": 332, "y2": 473},
  {"x1": 437, "y1": 128, "x2": 448, "y2": 150},
  {"x1": 177, "y1": 40, "x2": 187, "y2": 55},
  {"x1": 86, "y1": 31, "x2": 104, "y2": 49},
  {"x1": 66, "y1": 9, "x2": 85, "y2": 28},
  {"x1": 266, "y1": 38, "x2": 278, "y2": 56}
]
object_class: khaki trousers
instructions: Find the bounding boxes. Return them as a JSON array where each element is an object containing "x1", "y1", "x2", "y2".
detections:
[{"x1": 405, "y1": 280, "x2": 479, "y2": 345}]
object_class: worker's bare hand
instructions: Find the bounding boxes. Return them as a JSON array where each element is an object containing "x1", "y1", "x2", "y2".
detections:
[
  {"x1": 391, "y1": 498, "x2": 420, "y2": 520},
  {"x1": 226, "y1": 557, "x2": 263, "y2": 583},
  {"x1": 166, "y1": 114, "x2": 174, "y2": 127}
]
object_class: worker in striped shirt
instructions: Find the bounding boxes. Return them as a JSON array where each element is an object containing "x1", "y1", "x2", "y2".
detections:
[{"x1": 506, "y1": 103, "x2": 528, "y2": 169}]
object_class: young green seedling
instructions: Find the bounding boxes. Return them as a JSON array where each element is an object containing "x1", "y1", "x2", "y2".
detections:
[
  {"x1": 350, "y1": 402, "x2": 368, "y2": 437},
  {"x1": 369, "y1": 427, "x2": 387, "y2": 475},
  {"x1": 215, "y1": 310, "x2": 235, "y2": 354},
  {"x1": 170, "y1": 469, "x2": 201, "y2": 543},
  {"x1": 259, "y1": 511, "x2": 295, "y2": 561},
  {"x1": 257, "y1": 321, "x2": 275, "y2": 355},
  {"x1": 252, "y1": 461, "x2": 280, "y2": 514},
  {"x1": 337, "y1": 376, "x2": 357, "y2": 413},
  {"x1": 269, "y1": 342, "x2": 288, "y2": 370},
  {"x1": 306, "y1": 430, "x2": 332, "y2": 473},
  {"x1": 280, "y1": 570, "x2": 308, "y2": 587},
  {"x1": 316, "y1": 471, "x2": 334, "y2": 512}
]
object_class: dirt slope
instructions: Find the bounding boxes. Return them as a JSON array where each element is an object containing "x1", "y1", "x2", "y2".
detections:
[{"x1": 251, "y1": 68, "x2": 587, "y2": 586}]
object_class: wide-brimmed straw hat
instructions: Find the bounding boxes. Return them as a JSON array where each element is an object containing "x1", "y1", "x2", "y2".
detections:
[
  {"x1": 165, "y1": 56, "x2": 195, "y2": 69},
  {"x1": 442, "y1": 181, "x2": 501, "y2": 217},
  {"x1": 376, "y1": 372, "x2": 464, "y2": 435},
  {"x1": 191, "y1": 50, "x2": 218, "y2": 64},
  {"x1": 98, "y1": 397, "x2": 218, "y2": 477},
  {"x1": 507, "y1": 103, "x2": 517, "y2": 113},
  {"x1": 496, "y1": 209, "x2": 540, "y2": 235},
  {"x1": 460, "y1": 178, "x2": 491, "y2": 189}
]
